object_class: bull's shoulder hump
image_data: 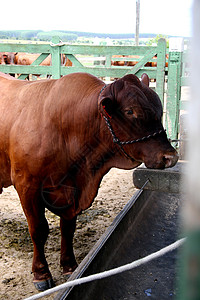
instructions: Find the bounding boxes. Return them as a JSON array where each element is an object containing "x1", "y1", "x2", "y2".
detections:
[{"x1": 59, "y1": 72, "x2": 103, "y2": 86}]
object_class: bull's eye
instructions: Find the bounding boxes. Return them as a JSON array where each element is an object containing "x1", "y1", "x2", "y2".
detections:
[{"x1": 127, "y1": 109, "x2": 133, "y2": 115}]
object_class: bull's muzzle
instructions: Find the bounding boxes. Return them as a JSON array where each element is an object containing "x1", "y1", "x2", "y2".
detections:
[
  {"x1": 144, "y1": 150, "x2": 179, "y2": 169},
  {"x1": 162, "y1": 152, "x2": 179, "y2": 168}
]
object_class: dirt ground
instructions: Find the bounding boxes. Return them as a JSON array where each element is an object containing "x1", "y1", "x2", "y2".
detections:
[{"x1": 0, "y1": 168, "x2": 137, "y2": 300}]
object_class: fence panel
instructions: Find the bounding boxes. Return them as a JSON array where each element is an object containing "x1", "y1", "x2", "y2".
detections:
[
  {"x1": 59, "y1": 38, "x2": 166, "y2": 103},
  {"x1": 0, "y1": 38, "x2": 166, "y2": 104},
  {"x1": 165, "y1": 38, "x2": 190, "y2": 141}
]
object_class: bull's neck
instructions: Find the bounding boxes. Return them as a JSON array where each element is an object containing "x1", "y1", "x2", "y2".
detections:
[{"x1": 59, "y1": 84, "x2": 114, "y2": 165}]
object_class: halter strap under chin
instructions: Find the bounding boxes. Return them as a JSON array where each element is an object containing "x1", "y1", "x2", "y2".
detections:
[{"x1": 103, "y1": 115, "x2": 166, "y2": 161}]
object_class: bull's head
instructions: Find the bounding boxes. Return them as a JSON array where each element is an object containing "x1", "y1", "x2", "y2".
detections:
[{"x1": 98, "y1": 73, "x2": 178, "y2": 169}]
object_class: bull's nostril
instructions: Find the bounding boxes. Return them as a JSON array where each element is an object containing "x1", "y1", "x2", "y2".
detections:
[
  {"x1": 163, "y1": 156, "x2": 171, "y2": 167},
  {"x1": 163, "y1": 154, "x2": 178, "y2": 168}
]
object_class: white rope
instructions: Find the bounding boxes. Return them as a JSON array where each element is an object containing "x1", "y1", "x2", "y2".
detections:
[
  {"x1": 50, "y1": 41, "x2": 65, "y2": 47},
  {"x1": 24, "y1": 237, "x2": 186, "y2": 300}
]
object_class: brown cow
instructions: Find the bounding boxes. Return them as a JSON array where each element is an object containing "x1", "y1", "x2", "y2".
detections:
[
  {"x1": 111, "y1": 54, "x2": 169, "y2": 68},
  {"x1": 0, "y1": 52, "x2": 16, "y2": 65},
  {"x1": 14, "y1": 52, "x2": 72, "y2": 67},
  {"x1": 0, "y1": 72, "x2": 178, "y2": 291},
  {"x1": 14, "y1": 53, "x2": 51, "y2": 66},
  {"x1": 112, "y1": 55, "x2": 126, "y2": 66},
  {"x1": 0, "y1": 53, "x2": 72, "y2": 80}
]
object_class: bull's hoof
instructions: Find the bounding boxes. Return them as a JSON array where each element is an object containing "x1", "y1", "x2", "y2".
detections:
[
  {"x1": 63, "y1": 264, "x2": 78, "y2": 276},
  {"x1": 33, "y1": 278, "x2": 55, "y2": 291}
]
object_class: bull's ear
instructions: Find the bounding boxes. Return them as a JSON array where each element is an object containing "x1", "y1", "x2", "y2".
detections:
[
  {"x1": 141, "y1": 73, "x2": 150, "y2": 87},
  {"x1": 99, "y1": 96, "x2": 114, "y2": 118}
]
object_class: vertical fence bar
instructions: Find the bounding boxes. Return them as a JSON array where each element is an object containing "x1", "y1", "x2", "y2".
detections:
[
  {"x1": 156, "y1": 38, "x2": 166, "y2": 107},
  {"x1": 165, "y1": 38, "x2": 184, "y2": 140},
  {"x1": 105, "y1": 54, "x2": 111, "y2": 82},
  {"x1": 51, "y1": 36, "x2": 62, "y2": 79},
  {"x1": 176, "y1": 1, "x2": 200, "y2": 299}
]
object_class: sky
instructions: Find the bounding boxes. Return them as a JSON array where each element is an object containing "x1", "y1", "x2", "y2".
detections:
[{"x1": 0, "y1": 0, "x2": 193, "y2": 37}]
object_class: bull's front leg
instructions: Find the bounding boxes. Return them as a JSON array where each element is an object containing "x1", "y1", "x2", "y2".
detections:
[{"x1": 60, "y1": 216, "x2": 78, "y2": 274}]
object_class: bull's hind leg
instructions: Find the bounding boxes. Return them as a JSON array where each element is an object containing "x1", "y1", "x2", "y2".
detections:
[
  {"x1": 60, "y1": 216, "x2": 78, "y2": 275},
  {"x1": 16, "y1": 184, "x2": 55, "y2": 291},
  {"x1": 30, "y1": 212, "x2": 55, "y2": 291}
]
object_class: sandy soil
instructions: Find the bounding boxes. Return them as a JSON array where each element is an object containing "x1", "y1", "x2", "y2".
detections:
[{"x1": 0, "y1": 168, "x2": 137, "y2": 300}]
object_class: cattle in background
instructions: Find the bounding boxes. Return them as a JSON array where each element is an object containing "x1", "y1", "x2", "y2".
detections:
[
  {"x1": 0, "y1": 72, "x2": 178, "y2": 291},
  {"x1": 112, "y1": 55, "x2": 146, "y2": 67},
  {"x1": 0, "y1": 52, "x2": 17, "y2": 77},
  {"x1": 112, "y1": 55, "x2": 127, "y2": 66},
  {"x1": 14, "y1": 53, "x2": 72, "y2": 67},
  {"x1": 0, "y1": 53, "x2": 72, "y2": 79},
  {"x1": 62, "y1": 55, "x2": 73, "y2": 67},
  {"x1": 0, "y1": 52, "x2": 16, "y2": 65},
  {"x1": 127, "y1": 55, "x2": 141, "y2": 66},
  {"x1": 14, "y1": 53, "x2": 51, "y2": 66},
  {"x1": 111, "y1": 54, "x2": 169, "y2": 68}
]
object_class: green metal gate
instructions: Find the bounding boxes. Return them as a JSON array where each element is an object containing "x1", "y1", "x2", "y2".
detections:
[
  {"x1": 0, "y1": 37, "x2": 167, "y2": 105},
  {"x1": 165, "y1": 38, "x2": 190, "y2": 141}
]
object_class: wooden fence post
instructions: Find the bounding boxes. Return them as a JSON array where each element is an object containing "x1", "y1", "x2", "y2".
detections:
[
  {"x1": 51, "y1": 36, "x2": 62, "y2": 79},
  {"x1": 165, "y1": 38, "x2": 184, "y2": 140}
]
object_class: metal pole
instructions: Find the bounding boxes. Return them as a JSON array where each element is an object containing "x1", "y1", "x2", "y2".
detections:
[
  {"x1": 135, "y1": 0, "x2": 140, "y2": 46},
  {"x1": 177, "y1": 0, "x2": 200, "y2": 299}
]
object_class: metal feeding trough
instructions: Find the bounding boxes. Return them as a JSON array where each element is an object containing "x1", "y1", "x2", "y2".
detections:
[{"x1": 56, "y1": 162, "x2": 185, "y2": 300}]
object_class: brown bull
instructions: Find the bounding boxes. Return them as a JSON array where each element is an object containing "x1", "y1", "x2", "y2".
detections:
[{"x1": 0, "y1": 71, "x2": 178, "y2": 291}]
